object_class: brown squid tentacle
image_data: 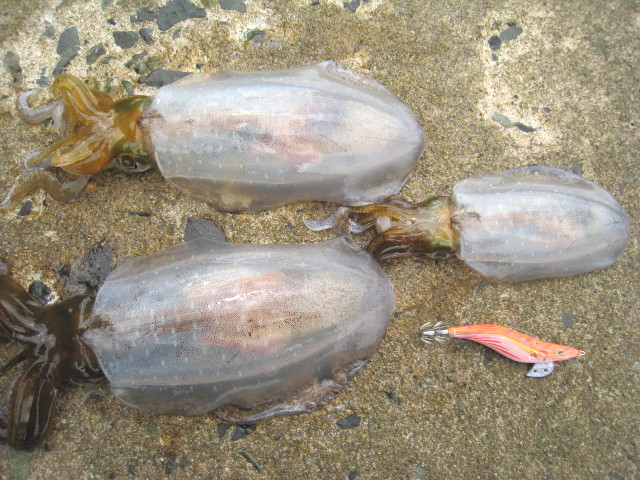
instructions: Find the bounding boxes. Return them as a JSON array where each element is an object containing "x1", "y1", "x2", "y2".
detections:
[
  {"x1": 0, "y1": 276, "x2": 42, "y2": 340},
  {"x1": 23, "y1": 126, "x2": 94, "y2": 169},
  {"x1": 51, "y1": 74, "x2": 113, "y2": 123},
  {"x1": 4, "y1": 359, "x2": 58, "y2": 449},
  {"x1": 0, "y1": 171, "x2": 89, "y2": 213}
]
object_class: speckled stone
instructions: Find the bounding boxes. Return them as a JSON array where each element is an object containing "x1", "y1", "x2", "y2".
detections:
[
  {"x1": 219, "y1": 0, "x2": 247, "y2": 13},
  {"x1": 86, "y1": 43, "x2": 106, "y2": 65},
  {"x1": 488, "y1": 34, "x2": 502, "y2": 50},
  {"x1": 499, "y1": 24, "x2": 523, "y2": 41},
  {"x1": 2, "y1": 51, "x2": 22, "y2": 85},
  {"x1": 336, "y1": 414, "x2": 361, "y2": 429},
  {"x1": 183, "y1": 217, "x2": 227, "y2": 242},
  {"x1": 157, "y1": 0, "x2": 206, "y2": 31},
  {"x1": 138, "y1": 68, "x2": 189, "y2": 86},
  {"x1": 113, "y1": 31, "x2": 139, "y2": 49},
  {"x1": 56, "y1": 26, "x2": 80, "y2": 55}
]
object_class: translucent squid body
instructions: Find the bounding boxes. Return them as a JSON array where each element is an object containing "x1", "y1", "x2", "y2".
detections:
[
  {"x1": 2, "y1": 61, "x2": 426, "y2": 213},
  {"x1": 0, "y1": 237, "x2": 395, "y2": 449},
  {"x1": 419, "y1": 322, "x2": 584, "y2": 377},
  {"x1": 309, "y1": 166, "x2": 630, "y2": 282}
]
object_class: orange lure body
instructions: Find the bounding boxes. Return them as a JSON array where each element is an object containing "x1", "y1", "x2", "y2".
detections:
[{"x1": 446, "y1": 324, "x2": 584, "y2": 363}]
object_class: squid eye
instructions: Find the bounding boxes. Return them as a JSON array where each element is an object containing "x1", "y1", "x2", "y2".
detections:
[
  {"x1": 116, "y1": 154, "x2": 139, "y2": 171},
  {"x1": 114, "y1": 153, "x2": 152, "y2": 172}
]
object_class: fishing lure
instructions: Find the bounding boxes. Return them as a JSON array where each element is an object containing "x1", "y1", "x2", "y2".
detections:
[
  {"x1": 0, "y1": 237, "x2": 395, "y2": 449},
  {"x1": 419, "y1": 322, "x2": 584, "y2": 377},
  {"x1": 2, "y1": 61, "x2": 426, "y2": 213},
  {"x1": 307, "y1": 166, "x2": 630, "y2": 282}
]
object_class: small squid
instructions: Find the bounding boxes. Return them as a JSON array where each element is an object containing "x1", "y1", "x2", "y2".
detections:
[
  {"x1": 2, "y1": 61, "x2": 426, "y2": 213},
  {"x1": 419, "y1": 322, "x2": 584, "y2": 377},
  {"x1": 307, "y1": 166, "x2": 630, "y2": 282}
]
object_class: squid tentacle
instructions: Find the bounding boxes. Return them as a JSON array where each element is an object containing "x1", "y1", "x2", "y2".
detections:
[
  {"x1": 0, "y1": 170, "x2": 88, "y2": 213},
  {"x1": 51, "y1": 74, "x2": 113, "y2": 123},
  {"x1": 15, "y1": 89, "x2": 63, "y2": 125},
  {"x1": 4, "y1": 359, "x2": 58, "y2": 449}
]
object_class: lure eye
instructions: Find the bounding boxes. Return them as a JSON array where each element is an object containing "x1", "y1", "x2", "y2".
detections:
[{"x1": 114, "y1": 154, "x2": 151, "y2": 172}]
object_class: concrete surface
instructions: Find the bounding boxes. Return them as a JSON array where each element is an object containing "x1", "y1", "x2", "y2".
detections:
[{"x1": 0, "y1": 0, "x2": 638, "y2": 479}]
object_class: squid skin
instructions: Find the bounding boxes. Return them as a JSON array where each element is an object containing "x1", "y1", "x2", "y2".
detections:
[
  {"x1": 0, "y1": 237, "x2": 395, "y2": 449},
  {"x1": 4, "y1": 61, "x2": 426, "y2": 213}
]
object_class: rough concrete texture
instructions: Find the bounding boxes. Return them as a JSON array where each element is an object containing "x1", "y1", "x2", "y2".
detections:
[{"x1": 0, "y1": 1, "x2": 638, "y2": 479}]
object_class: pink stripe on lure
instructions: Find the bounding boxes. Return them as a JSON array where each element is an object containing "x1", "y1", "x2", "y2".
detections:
[{"x1": 420, "y1": 322, "x2": 584, "y2": 363}]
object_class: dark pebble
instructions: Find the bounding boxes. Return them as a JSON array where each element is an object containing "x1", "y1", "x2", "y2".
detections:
[
  {"x1": 183, "y1": 217, "x2": 227, "y2": 242},
  {"x1": 343, "y1": 0, "x2": 360, "y2": 12},
  {"x1": 86, "y1": 43, "x2": 106, "y2": 65},
  {"x1": 311, "y1": 0, "x2": 320, "y2": 5},
  {"x1": 106, "y1": 18, "x2": 116, "y2": 26},
  {"x1": 127, "y1": 464, "x2": 136, "y2": 475},
  {"x1": 28, "y1": 280, "x2": 55, "y2": 305},
  {"x1": 124, "y1": 50, "x2": 149, "y2": 69},
  {"x1": 570, "y1": 161, "x2": 582, "y2": 175},
  {"x1": 245, "y1": 29, "x2": 265, "y2": 43},
  {"x1": 122, "y1": 210, "x2": 152, "y2": 217},
  {"x1": 231, "y1": 424, "x2": 255, "y2": 441},
  {"x1": 42, "y1": 24, "x2": 55, "y2": 37},
  {"x1": 492, "y1": 111, "x2": 513, "y2": 128},
  {"x1": 113, "y1": 31, "x2": 139, "y2": 49},
  {"x1": 542, "y1": 106, "x2": 551, "y2": 113},
  {"x1": 108, "y1": 473, "x2": 116, "y2": 479},
  {"x1": 101, "y1": 0, "x2": 113, "y2": 7},
  {"x1": 336, "y1": 414, "x2": 361, "y2": 429},
  {"x1": 16, "y1": 199, "x2": 32, "y2": 216},
  {"x1": 139, "y1": 27, "x2": 154, "y2": 45},
  {"x1": 499, "y1": 25, "x2": 523, "y2": 42},
  {"x1": 3, "y1": 51, "x2": 23, "y2": 85},
  {"x1": 219, "y1": 0, "x2": 247, "y2": 13},
  {"x1": 44, "y1": 443, "x2": 51, "y2": 452},
  {"x1": 590, "y1": 33, "x2": 609, "y2": 60},
  {"x1": 58, "y1": 245, "x2": 113, "y2": 296},
  {"x1": 131, "y1": 7, "x2": 157, "y2": 23},
  {"x1": 52, "y1": 49, "x2": 79, "y2": 76},
  {"x1": 239, "y1": 452, "x2": 261, "y2": 473},
  {"x1": 348, "y1": 470, "x2": 359, "y2": 480},
  {"x1": 475, "y1": 280, "x2": 490, "y2": 294},
  {"x1": 121, "y1": 79, "x2": 135, "y2": 96},
  {"x1": 89, "y1": 393, "x2": 105, "y2": 402},
  {"x1": 36, "y1": 74, "x2": 51, "y2": 88},
  {"x1": 514, "y1": 122, "x2": 536, "y2": 133},
  {"x1": 562, "y1": 310, "x2": 574, "y2": 328},
  {"x1": 157, "y1": 0, "x2": 207, "y2": 31},
  {"x1": 384, "y1": 391, "x2": 401, "y2": 404},
  {"x1": 488, "y1": 35, "x2": 502, "y2": 50},
  {"x1": 217, "y1": 422, "x2": 231, "y2": 439},
  {"x1": 57, "y1": 26, "x2": 80, "y2": 56},
  {"x1": 138, "y1": 68, "x2": 190, "y2": 87},
  {"x1": 165, "y1": 455, "x2": 189, "y2": 475}
]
